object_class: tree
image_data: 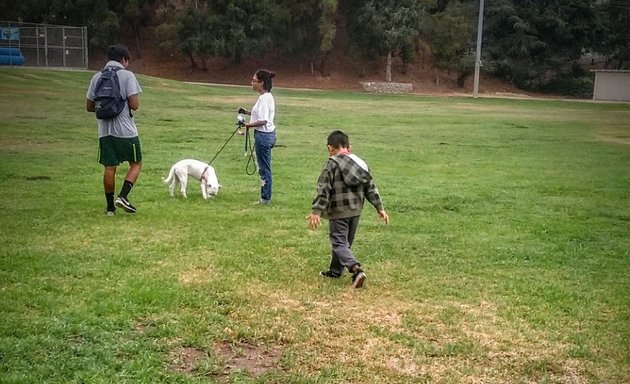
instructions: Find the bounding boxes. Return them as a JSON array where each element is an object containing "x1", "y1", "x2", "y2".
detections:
[
  {"x1": 111, "y1": 0, "x2": 157, "y2": 59},
  {"x1": 203, "y1": 0, "x2": 278, "y2": 64},
  {"x1": 483, "y1": 0, "x2": 597, "y2": 89},
  {"x1": 318, "y1": 0, "x2": 338, "y2": 76},
  {"x1": 175, "y1": 4, "x2": 206, "y2": 68},
  {"x1": 423, "y1": 1, "x2": 476, "y2": 87},
  {"x1": 346, "y1": 0, "x2": 424, "y2": 81},
  {"x1": 0, "y1": 0, "x2": 119, "y2": 50},
  {"x1": 592, "y1": 0, "x2": 630, "y2": 69},
  {"x1": 272, "y1": 0, "x2": 321, "y2": 61}
]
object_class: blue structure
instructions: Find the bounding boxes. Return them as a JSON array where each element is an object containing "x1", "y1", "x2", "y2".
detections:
[{"x1": 0, "y1": 47, "x2": 25, "y2": 65}]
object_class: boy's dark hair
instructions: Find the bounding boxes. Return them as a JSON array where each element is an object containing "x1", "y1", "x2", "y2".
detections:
[
  {"x1": 106, "y1": 44, "x2": 131, "y2": 63},
  {"x1": 327, "y1": 130, "x2": 350, "y2": 149},
  {"x1": 256, "y1": 69, "x2": 276, "y2": 91}
]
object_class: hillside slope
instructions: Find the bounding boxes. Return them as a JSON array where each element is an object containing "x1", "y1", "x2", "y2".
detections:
[{"x1": 89, "y1": 39, "x2": 530, "y2": 97}]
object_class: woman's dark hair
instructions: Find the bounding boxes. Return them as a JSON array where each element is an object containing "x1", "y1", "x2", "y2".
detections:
[
  {"x1": 256, "y1": 69, "x2": 276, "y2": 92},
  {"x1": 327, "y1": 130, "x2": 350, "y2": 149},
  {"x1": 106, "y1": 44, "x2": 131, "y2": 63}
]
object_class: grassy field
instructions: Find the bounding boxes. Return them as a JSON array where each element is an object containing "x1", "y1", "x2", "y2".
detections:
[{"x1": 0, "y1": 67, "x2": 629, "y2": 383}]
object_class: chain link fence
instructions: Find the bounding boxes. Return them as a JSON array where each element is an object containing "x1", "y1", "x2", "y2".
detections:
[{"x1": 0, "y1": 21, "x2": 88, "y2": 69}]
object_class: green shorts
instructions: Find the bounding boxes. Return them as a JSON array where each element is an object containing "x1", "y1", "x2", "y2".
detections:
[{"x1": 98, "y1": 136, "x2": 142, "y2": 166}]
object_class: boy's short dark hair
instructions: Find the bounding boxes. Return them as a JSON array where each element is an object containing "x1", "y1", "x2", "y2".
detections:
[
  {"x1": 327, "y1": 130, "x2": 350, "y2": 149},
  {"x1": 106, "y1": 44, "x2": 131, "y2": 63}
]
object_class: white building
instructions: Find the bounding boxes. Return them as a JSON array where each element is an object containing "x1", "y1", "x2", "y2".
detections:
[{"x1": 592, "y1": 70, "x2": 630, "y2": 102}]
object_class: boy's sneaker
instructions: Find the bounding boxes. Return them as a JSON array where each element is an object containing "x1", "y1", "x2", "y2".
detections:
[
  {"x1": 319, "y1": 270, "x2": 341, "y2": 278},
  {"x1": 106, "y1": 209, "x2": 116, "y2": 216},
  {"x1": 115, "y1": 196, "x2": 136, "y2": 213},
  {"x1": 351, "y1": 271, "x2": 366, "y2": 289}
]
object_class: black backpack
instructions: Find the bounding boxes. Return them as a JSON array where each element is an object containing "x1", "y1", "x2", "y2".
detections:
[{"x1": 93, "y1": 67, "x2": 127, "y2": 119}]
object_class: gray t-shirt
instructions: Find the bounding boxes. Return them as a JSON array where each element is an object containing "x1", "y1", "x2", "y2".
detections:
[{"x1": 86, "y1": 61, "x2": 143, "y2": 138}]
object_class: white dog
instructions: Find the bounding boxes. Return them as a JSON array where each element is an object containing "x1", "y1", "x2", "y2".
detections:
[{"x1": 162, "y1": 159, "x2": 220, "y2": 199}]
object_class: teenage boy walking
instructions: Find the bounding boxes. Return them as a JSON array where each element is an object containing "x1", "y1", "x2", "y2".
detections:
[
  {"x1": 308, "y1": 130, "x2": 390, "y2": 288},
  {"x1": 86, "y1": 44, "x2": 143, "y2": 215}
]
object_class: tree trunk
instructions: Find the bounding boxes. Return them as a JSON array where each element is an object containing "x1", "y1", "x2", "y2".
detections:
[
  {"x1": 385, "y1": 51, "x2": 392, "y2": 82},
  {"x1": 134, "y1": 28, "x2": 142, "y2": 59},
  {"x1": 187, "y1": 53, "x2": 198, "y2": 69},
  {"x1": 320, "y1": 54, "x2": 329, "y2": 76}
]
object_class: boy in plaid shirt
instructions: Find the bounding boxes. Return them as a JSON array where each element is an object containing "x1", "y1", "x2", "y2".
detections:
[{"x1": 308, "y1": 130, "x2": 390, "y2": 288}]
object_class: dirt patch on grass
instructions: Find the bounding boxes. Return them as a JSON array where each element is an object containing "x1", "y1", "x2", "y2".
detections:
[
  {"x1": 167, "y1": 342, "x2": 283, "y2": 382},
  {"x1": 168, "y1": 346, "x2": 208, "y2": 374},
  {"x1": 215, "y1": 341, "x2": 283, "y2": 379}
]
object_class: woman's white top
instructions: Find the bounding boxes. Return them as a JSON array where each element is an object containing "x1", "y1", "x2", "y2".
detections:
[{"x1": 251, "y1": 92, "x2": 275, "y2": 133}]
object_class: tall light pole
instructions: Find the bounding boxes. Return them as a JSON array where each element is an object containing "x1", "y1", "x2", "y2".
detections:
[{"x1": 473, "y1": 0, "x2": 485, "y2": 98}]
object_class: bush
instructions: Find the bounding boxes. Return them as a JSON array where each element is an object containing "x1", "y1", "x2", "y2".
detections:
[{"x1": 537, "y1": 75, "x2": 594, "y2": 98}]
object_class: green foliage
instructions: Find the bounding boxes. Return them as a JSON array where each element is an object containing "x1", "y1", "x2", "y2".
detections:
[
  {"x1": 272, "y1": 0, "x2": 321, "y2": 58},
  {"x1": 345, "y1": 0, "x2": 424, "y2": 79},
  {"x1": 112, "y1": 0, "x2": 157, "y2": 58},
  {"x1": 3, "y1": 0, "x2": 629, "y2": 95},
  {"x1": 424, "y1": 1, "x2": 476, "y2": 86},
  {"x1": 1, "y1": 68, "x2": 629, "y2": 382},
  {"x1": 319, "y1": 0, "x2": 338, "y2": 54},
  {"x1": 484, "y1": 0, "x2": 598, "y2": 89},
  {"x1": 174, "y1": 0, "x2": 278, "y2": 65},
  {"x1": 537, "y1": 74, "x2": 594, "y2": 98},
  {"x1": 592, "y1": 0, "x2": 630, "y2": 69},
  {"x1": 175, "y1": 5, "x2": 207, "y2": 68}
]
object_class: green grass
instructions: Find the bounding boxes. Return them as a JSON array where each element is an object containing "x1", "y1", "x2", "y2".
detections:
[{"x1": 0, "y1": 67, "x2": 629, "y2": 383}]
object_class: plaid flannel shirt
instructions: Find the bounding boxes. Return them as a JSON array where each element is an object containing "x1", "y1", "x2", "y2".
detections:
[{"x1": 311, "y1": 153, "x2": 384, "y2": 220}]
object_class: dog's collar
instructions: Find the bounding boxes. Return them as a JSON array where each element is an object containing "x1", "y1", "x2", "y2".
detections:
[{"x1": 201, "y1": 166, "x2": 209, "y2": 183}]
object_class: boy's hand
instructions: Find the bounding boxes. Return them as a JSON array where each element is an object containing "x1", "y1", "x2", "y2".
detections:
[
  {"x1": 378, "y1": 210, "x2": 390, "y2": 224},
  {"x1": 307, "y1": 213, "x2": 321, "y2": 229}
]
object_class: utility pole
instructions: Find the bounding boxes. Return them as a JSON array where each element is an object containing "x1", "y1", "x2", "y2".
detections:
[{"x1": 473, "y1": 0, "x2": 485, "y2": 98}]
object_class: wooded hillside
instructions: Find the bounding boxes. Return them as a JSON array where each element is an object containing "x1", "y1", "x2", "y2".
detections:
[{"x1": 4, "y1": 0, "x2": 629, "y2": 96}]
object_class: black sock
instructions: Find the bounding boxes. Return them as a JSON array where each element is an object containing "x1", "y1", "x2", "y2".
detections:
[
  {"x1": 119, "y1": 180, "x2": 133, "y2": 199},
  {"x1": 105, "y1": 192, "x2": 115, "y2": 211}
]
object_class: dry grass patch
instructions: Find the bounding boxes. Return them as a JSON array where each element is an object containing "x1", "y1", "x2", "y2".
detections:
[
  {"x1": 239, "y1": 289, "x2": 595, "y2": 383},
  {"x1": 178, "y1": 265, "x2": 216, "y2": 285},
  {"x1": 594, "y1": 128, "x2": 630, "y2": 145}
]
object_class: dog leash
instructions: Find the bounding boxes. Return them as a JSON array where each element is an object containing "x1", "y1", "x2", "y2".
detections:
[
  {"x1": 208, "y1": 125, "x2": 257, "y2": 176},
  {"x1": 243, "y1": 128, "x2": 257, "y2": 175},
  {"x1": 208, "y1": 125, "x2": 241, "y2": 166}
]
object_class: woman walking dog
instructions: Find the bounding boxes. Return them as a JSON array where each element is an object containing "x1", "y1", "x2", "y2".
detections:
[{"x1": 240, "y1": 69, "x2": 277, "y2": 205}]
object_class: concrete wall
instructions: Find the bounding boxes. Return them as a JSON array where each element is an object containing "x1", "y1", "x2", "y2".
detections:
[
  {"x1": 593, "y1": 71, "x2": 630, "y2": 102},
  {"x1": 360, "y1": 81, "x2": 413, "y2": 94}
]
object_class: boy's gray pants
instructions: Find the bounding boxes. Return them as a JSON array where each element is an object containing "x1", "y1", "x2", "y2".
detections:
[{"x1": 328, "y1": 216, "x2": 361, "y2": 275}]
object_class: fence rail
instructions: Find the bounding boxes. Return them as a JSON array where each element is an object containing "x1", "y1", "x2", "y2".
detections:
[{"x1": 0, "y1": 21, "x2": 88, "y2": 69}]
